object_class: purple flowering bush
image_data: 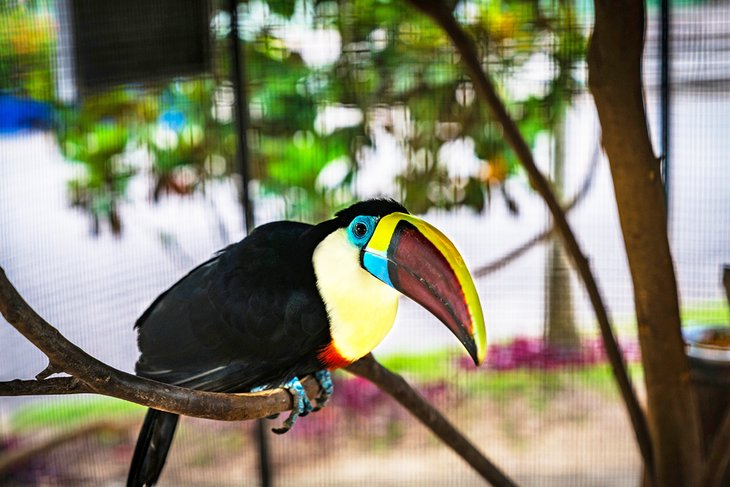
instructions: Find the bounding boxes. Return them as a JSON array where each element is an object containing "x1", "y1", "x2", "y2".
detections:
[
  {"x1": 458, "y1": 336, "x2": 641, "y2": 371},
  {"x1": 290, "y1": 336, "x2": 641, "y2": 439}
]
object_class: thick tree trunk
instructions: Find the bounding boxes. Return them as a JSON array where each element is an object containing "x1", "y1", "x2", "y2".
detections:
[{"x1": 587, "y1": 1, "x2": 702, "y2": 485}]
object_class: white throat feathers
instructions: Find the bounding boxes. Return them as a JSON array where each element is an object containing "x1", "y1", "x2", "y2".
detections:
[{"x1": 312, "y1": 228, "x2": 400, "y2": 362}]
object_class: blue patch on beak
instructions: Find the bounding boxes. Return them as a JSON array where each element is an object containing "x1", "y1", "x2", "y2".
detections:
[{"x1": 362, "y1": 252, "x2": 393, "y2": 288}]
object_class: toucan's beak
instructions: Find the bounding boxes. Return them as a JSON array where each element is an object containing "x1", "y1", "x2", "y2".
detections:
[{"x1": 362, "y1": 212, "x2": 486, "y2": 365}]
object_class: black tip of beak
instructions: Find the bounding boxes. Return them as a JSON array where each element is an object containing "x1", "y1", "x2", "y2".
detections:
[{"x1": 464, "y1": 338, "x2": 480, "y2": 366}]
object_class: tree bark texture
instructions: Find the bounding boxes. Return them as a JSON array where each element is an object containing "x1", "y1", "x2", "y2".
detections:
[
  {"x1": 587, "y1": 1, "x2": 702, "y2": 485},
  {"x1": 0, "y1": 267, "x2": 515, "y2": 486}
]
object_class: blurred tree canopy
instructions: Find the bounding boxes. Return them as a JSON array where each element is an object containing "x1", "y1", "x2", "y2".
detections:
[
  {"x1": 0, "y1": 1, "x2": 55, "y2": 100},
  {"x1": 2, "y1": 0, "x2": 586, "y2": 232},
  {"x1": 243, "y1": 0, "x2": 585, "y2": 221}
]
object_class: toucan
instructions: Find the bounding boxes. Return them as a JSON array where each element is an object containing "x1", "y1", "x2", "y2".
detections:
[{"x1": 127, "y1": 199, "x2": 486, "y2": 487}]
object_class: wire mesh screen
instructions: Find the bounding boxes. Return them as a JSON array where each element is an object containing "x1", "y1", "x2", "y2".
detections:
[{"x1": 0, "y1": 1, "x2": 728, "y2": 486}]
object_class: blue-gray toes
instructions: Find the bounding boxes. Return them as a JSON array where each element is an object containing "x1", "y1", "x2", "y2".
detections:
[
  {"x1": 313, "y1": 369, "x2": 334, "y2": 410},
  {"x1": 272, "y1": 376, "x2": 313, "y2": 435}
]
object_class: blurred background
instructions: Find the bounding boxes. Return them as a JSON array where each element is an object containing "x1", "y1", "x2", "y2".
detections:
[{"x1": 1, "y1": 0, "x2": 729, "y2": 485}]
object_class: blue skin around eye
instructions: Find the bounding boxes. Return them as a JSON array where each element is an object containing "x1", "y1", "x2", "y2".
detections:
[
  {"x1": 349, "y1": 216, "x2": 395, "y2": 289},
  {"x1": 347, "y1": 216, "x2": 375, "y2": 247}
]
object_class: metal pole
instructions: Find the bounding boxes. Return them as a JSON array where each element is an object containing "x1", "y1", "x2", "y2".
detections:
[
  {"x1": 660, "y1": 0, "x2": 671, "y2": 216},
  {"x1": 254, "y1": 415, "x2": 273, "y2": 487},
  {"x1": 227, "y1": 2, "x2": 270, "y2": 486},
  {"x1": 229, "y1": 0, "x2": 255, "y2": 234}
]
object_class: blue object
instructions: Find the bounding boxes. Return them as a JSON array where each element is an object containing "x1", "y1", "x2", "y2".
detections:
[
  {"x1": 159, "y1": 109, "x2": 186, "y2": 131},
  {"x1": 0, "y1": 94, "x2": 53, "y2": 133},
  {"x1": 363, "y1": 251, "x2": 393, "y2": 288},
  {"x1": 272, "y1": 376, "x2": 313, "y2": 434},
  {"x1": 314, "y1": 369, "x2": 334, "y2": 410}
]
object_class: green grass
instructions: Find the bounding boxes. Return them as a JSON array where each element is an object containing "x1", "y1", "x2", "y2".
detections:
[
  {"x1": 11, "y1": 396, "x2": 145, "y2": 432},
  {"x1": 377, "y1": 347, "x2": 642, "y2": 405},
  {"x1": 607, "y1": 300, "x2": 729, "y2": 334},
  {"x1": 682, "y1": 300, "x2": 730, "y2": 327},
  {"x1": 378, "y1": 348, "x2": 457, "y2": 380},
  {"x1": 10, "y1": 300, "x2": 723, "y2": 432},
  {"x1": 6, "y1": 361, "x2": 636, "y2": 432}
]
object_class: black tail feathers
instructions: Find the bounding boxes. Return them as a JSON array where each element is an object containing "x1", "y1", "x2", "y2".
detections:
[{"x1": 127, "y1": 409, "x2": 180, "y2": 487}]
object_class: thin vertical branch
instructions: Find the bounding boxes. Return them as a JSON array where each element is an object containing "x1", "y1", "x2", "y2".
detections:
[
  {"x1": 405, "y1": 0, "x2": 654, "y2": 474},
  {"x1": 347, "y1": 355, "x2": 519, "y2": 487},
  {"x1": 228, "y1": 1, "x2": 268, "y2": 480},
  {"x1": 702, "y1": 409, "x2": 730, "y2": 487},
  {"x1": 701, "y1": 266, "x2": 730, "y2": 485},
  {"x1": 229, "y1": 0, "x2": 255, "y2": 234}
]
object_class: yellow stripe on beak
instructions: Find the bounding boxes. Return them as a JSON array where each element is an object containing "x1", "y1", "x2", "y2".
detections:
[{"x1": 364, "y1": 213, "x2": 487, "y2": 365}]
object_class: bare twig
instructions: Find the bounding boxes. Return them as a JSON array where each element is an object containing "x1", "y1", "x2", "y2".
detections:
[
  {"x1": 473, "y1": 225, "x2": 551, "y2": 279},
  {"x1": 0, "y1": 377, "x2": 89, "y2": 396},
  {"x1": 405, "y1": 0, "x2": 653, "y2": 474},
  {"x1": 347, "y1": 355, "x2": 518, "y2": 487},
  {"x1": 474, "y1": 141, "x2": 600, "y2": 278}
]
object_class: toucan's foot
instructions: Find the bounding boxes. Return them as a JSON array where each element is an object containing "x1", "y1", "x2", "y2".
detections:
[
  {"x1": 272, "y1": 376, "x2": 313, "y2": 435},
  {"x1": 313, "y1": 370, "x2": 334, "y2": 410}
]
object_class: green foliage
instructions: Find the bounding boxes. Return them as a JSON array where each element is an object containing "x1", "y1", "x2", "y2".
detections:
[
  {"x1": 243, "y1": 0, "x2": 587, "y2": 220},
  {"x1": 54, "y1": 78, "x2": 236, "y2": 234},
  {"x1": 2, "y1": 0, "x2": 587, "y2": 231},
  {"x1": 55, "y1": 89, "x2": 145, "y2": 234},
  {"x1": 10, "y1": 397, "x2": 144, "y2": 432},
  {"x1": 0, "y1": 2, "x2": 55, "y2": 100},
  {"x1": 379, "y1": 348, "x2": 458, "y2": 381}
]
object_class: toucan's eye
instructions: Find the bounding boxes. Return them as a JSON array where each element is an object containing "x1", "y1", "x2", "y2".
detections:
[
  {"x1": 353, "y1": 222, "x2": 367, "y2": 238},
  {"x1": 347, "y1": 216, "x2": 376, "y2": 247}
]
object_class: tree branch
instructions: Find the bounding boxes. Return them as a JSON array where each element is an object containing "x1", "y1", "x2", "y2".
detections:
[
  {"x1": 701, "y1": 265, "x2": 730, "y2": 486},
  {"x1": 0, "y1": 377, "x2": 90, "y2": 396},
  {"x1": 405, "y1": 0, "x2": 653, "y2": 475},
  {"x1": 474, "y1": 140, "x2": 600, "y2": 278},
  {"x1": 588, "y1": 1, "x2": 704, "y2": 484},
  {"x1": 0, "y1": 267, "x2": 512, "y2": 485},
  {"x1": 347, "y1": 355, "x2": 519, "y2": 487},
  {"x1": 702, "y1": 408, "x2": 730, "y2": 487},
  {"x1": 0, "y1": 266, "x2": 320, "y2": 422}
]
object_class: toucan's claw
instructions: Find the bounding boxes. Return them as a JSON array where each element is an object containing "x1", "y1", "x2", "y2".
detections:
[
  {"x1": 313, "y1": 370, "x2": 334, "y2": 411},
  {"x1": 272, "y1": 376, "x2": 313, "y2": 435}
]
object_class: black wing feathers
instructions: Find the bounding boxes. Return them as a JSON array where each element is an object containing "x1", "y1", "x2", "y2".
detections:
[{"x1": 135, "y1": 221, "x2": 331, "y2": 393}]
